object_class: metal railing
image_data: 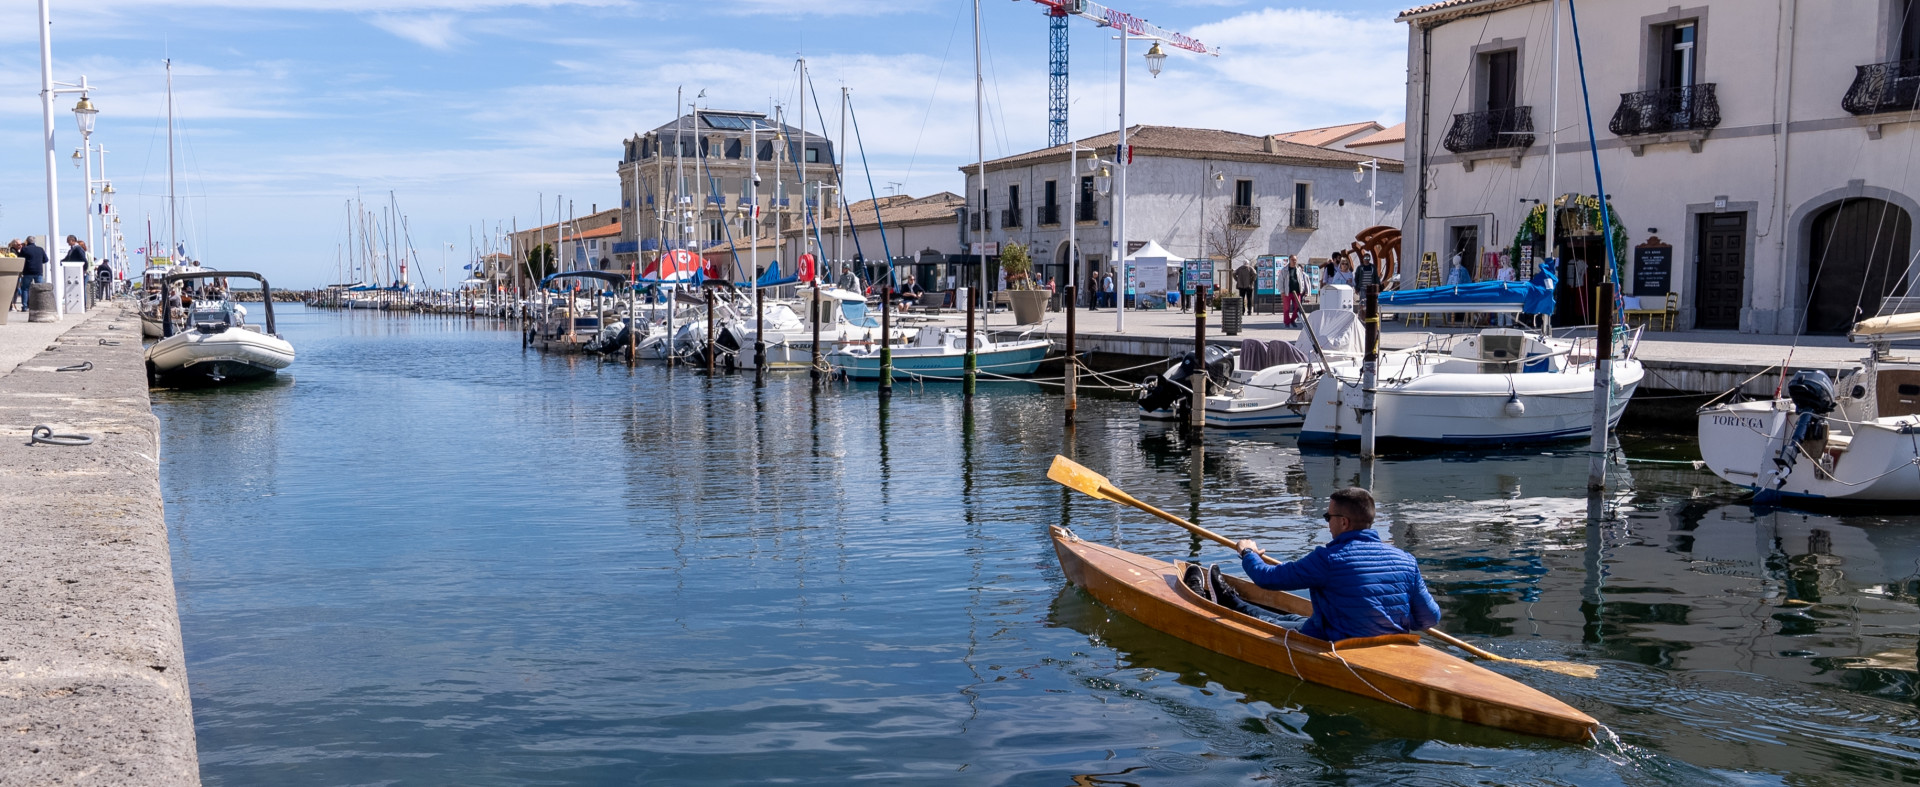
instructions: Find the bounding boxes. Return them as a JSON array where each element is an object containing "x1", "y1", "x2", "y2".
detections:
[
  {"x1": 1442, "y1": 106, "x2": 1535, "y2": 153},
  {"x1": 1609, "y1": 84, "x2": 1721, "y2": 136},
  {"x1": 1076, "y1": 201, "x2": 1097, "y2": 223},
  {"x1": 1001, "y1": 208, "x2": 1023, "y2": 228},
  {"x1": 1037, "y1": 204, "x2": 1060, "y2": 225},
  {"x1": 1227, "y1": 204, "x2": 1260, "y2": 227},
  {"x1": 1844, "y1": 59, "x2": 1920, "y2": 115},
  {"x1": 1288, "y1": 208, "x2": 1318, "y2": 229},
  {"x1": 970, "y1": 211, "x2": 990, "y2": 232}
]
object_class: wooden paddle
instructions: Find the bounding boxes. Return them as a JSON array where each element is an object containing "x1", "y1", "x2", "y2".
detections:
[{"x1": 1047, "y1": 455, "x2": 1597, "y2": 678}]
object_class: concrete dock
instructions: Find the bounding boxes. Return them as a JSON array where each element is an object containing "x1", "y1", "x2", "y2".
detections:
[{"x1": 0, "y1": 303, "x2": 198, "y2": 786}]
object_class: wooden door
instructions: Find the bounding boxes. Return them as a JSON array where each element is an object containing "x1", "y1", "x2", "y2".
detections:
[
  {"x1": 1807, "y1": 199, "x2": 1913, "y2": 334},
  {"x1": 1694, "y1": 212, "x2": 1746, "y2": 330}
]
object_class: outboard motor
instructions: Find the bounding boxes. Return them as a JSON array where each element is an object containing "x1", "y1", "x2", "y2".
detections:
[
  {"x1": 1137, "y1": 345, "x2": 1232, "y2": 415},
  {"x1": 1775, "y1": 370, "x2": 1837, "y2": 471}
]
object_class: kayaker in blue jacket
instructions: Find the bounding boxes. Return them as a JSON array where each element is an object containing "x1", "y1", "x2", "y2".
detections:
[{"x1": 1234, "y1": 487, "x2": 1441, "y2": 642}]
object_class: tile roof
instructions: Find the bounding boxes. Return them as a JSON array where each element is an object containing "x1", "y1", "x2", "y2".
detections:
[
  {"x1": 831, "y1": 192, "x2": 966, "y2": 231},
  {"x1": 969, "y1": 125, "x2": 1403, "y2": 174},
  {"x1": 1274, "y1": 121, "x2": 1384, "y2": 148},
  {"x1": 566, "y1": 222, "x2": 623, "y2": 241},
  {"x1": 1346, "y1": 122, "x2": 1406, "y2": 150},
  {"x1": 1397, "y1": 0, "x2": 1535, "y2": 23}
]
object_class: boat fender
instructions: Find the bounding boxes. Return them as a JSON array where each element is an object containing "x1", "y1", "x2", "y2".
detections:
[{"x1": 1503, "y1": 392, "x2": 1525, "y2": 417}]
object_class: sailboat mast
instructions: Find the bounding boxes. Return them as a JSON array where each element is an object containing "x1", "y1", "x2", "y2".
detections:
[
  {"x1": 166, "y1": 59, "x2": 177, "y2": 262},
  {"x1": 1545, "y1": 0, "x2": 1561, "y2": 270},
  {"x1": 799, "y1": 57, "x2": 809, "y2": 282},
  {"x1": 675, "y1": 86, "x2": 685, "y2": 252},
  {"x1": 839, "y1": 87, "x2": 849, "y2": 284}
]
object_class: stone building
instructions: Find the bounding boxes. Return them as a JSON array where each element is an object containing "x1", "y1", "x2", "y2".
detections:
[
  {"x1": 1401, "y1": 0, "x2": 1920, "y2": 333},
  {"x1": 613, "y1": 110, "x2": 839, "y2": 275},
  {"x1": 962, "y1": 125, "x2": 1404, "y2": 301}
]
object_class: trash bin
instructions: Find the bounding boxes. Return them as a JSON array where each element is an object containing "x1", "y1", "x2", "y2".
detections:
[
  {"x1": 0, "y1": 258, "x2": 21, "y2": 326},
  {"x1": 27, "y1": 282, "x2": 57, "y2": 323},
  {"x1": 1222, "y1": 295, "x2": 1244, "y2": 335}
]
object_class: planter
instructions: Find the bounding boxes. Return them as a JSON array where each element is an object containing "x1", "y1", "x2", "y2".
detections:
[
  {"x1": 1009, "y1": 289, "x2": 1049, "y2": 325},
  {"x1": 0, "y1": 258, "x2": 20, "y2": 325}
]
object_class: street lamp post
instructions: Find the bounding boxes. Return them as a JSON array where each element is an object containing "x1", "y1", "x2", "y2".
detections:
[
  {"x1": 37, "y1": 2, "x2": 101, "y2": 318},
  {"x1": 1354, "y1": 159, "x2": 1380, "y2": 227},
  {"x1": 1112, "y1": 38, "x2": 1173, "y2": 333}
]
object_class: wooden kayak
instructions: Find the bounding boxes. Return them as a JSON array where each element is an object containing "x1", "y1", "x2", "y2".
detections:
[{"x1": 1050, "y1": 525, "x2": 1598, "y2": 742}]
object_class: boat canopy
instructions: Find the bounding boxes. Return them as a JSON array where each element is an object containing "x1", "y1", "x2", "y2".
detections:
[
  {"x1": 542, "y1": 270, "x2": 630, "y2": 289},
  {"x1": 1378, "y1": 259, "x2": 1558, "y2": 315}
]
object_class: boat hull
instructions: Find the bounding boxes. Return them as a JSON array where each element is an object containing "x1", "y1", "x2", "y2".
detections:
[
  {"x1": 1298, "y1": 360, "x2": 1644, "y2": 447},
  {"x1": 1049, "y1": 527, "x2": 1597, "y2": 741},
  {"x1": 145, "y1": 328, "x2": 295, "y2": 387},
  {"x1": 832, "y1": 341, "x2": 1050, "y2": 381},
  {"x1": 1697, "y1": 399, "x2": 1920, "y2": 502}
]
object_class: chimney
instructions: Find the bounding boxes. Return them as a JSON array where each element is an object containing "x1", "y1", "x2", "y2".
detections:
[
  {"x1": 1263, "y1": 135, "x2": 1280, "y2": 154},
  {"x1": 591, "y1": 204, "x2": 597, "y2": 214}
]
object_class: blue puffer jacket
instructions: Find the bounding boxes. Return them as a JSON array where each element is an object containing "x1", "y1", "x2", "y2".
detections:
[{"x1": 1239, "y1": 528, "x2": 1441, "y2": 642}]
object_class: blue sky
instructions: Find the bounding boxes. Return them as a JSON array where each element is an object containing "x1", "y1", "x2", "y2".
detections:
[{"x1": 0, "y1": 0, "x2": 1414, "y2": 287}]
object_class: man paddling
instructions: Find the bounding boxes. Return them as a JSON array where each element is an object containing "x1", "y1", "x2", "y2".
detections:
[{"x1": 1233, "y1": 487, "x2": 1441, "y2": 641}]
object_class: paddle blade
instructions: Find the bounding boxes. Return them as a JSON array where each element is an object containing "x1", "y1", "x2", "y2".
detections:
[{"x1": 1049, "y1": 455, "x2": 1117, "y2": 502}]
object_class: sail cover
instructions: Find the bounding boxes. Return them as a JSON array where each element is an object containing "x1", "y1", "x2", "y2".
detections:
[{"x1": 1379, "y1": 261, "x2": 1558, "y2": 314}]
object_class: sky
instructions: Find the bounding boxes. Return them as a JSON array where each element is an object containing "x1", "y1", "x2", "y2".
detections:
[{"x1": 0, "y1": 0, "x2": 1415, "y2": 287}]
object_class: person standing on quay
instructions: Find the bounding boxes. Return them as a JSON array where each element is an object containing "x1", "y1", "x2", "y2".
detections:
[
  {"x1": 1281, "y1": 257, "x2": 1306, "y2": 328},
  {"x1": 95, "y1": 259, "x2": 114, "y2": 301},
  {"x1": 15, "y1": 237, "x2": 48, "y2": 312},
  {"x1": 1234, "y1": 260, "x2": 1256, "y2": 304}
]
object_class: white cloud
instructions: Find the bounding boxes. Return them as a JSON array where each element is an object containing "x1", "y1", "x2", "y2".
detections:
[{"x1": 369, "y1": 14, "x2": 466, "y2": 50}]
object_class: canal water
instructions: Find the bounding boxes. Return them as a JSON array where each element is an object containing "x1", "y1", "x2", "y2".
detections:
[{"x1": 156, "y1": 306, "x2": 1920, "y2": 785}]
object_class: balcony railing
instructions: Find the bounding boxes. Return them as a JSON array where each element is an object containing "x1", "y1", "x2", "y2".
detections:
[
  {"x1": 1001, "y1": 208, "x2": 1023, "y2": 228},
  {"x1": 1227, "y1": 204, "x2": 1260, "y2": 227},
  {"x1": 1609, "y1": 84, "x2": 1721, "y2": 136},
  {"x1": 970, "y1": 211, "x2": 990, "y2": 232},
  {"x1": 1076, "y1": 202, "x2": 1097, "y2": 223},
  {"x1": 1844, "y1": 59, "x2": 1920, "y2": 115},
  {"x1": 1288, "y1": 208, "x2": 1318, "y2": 230},
  {"x1": 1443, "y1": 106, "x2": 1535, "y2": 153},
  {"x1": 1037, "y1": 204, "x2": 1060, "y2": 226}
]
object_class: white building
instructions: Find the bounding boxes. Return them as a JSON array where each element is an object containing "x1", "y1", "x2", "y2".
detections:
[
  {"x1": 963, "y1": 125, "x2": 1404, "y2": 300},
  {"x1": 1401, "y1": 0, "x2": 1920, "y2": 333}
]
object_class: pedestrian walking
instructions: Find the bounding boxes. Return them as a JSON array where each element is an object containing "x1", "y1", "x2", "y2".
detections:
[
  {"x1": 1281, "y1": 257, "x2": 1306, "y2": 328},
  {"x1": 94, "y1": 260, "x2": 114, "y2": 301},
  {"x1": 1233, "y1": 260, "x2": 1256, "y2": 304},
  {"x1": 15, "y1": 237, "x2": 48, "y2": 312}
]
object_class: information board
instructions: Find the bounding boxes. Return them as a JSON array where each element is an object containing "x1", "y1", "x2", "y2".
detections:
[
  {"x1": 1634, "y1": 244, "x2": 1673, "y2": 296},
  {"x1": 1183, "y1": 258, "x2": 1213, "y2": 293},
  {"x1": 1255, "y1": 255, "x2": 1281, "y2": 295}
]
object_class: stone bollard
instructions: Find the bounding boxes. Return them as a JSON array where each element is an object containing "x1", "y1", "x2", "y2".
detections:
[{"x1": 27, "y1": 282, "x2": 58, "y2": 323}]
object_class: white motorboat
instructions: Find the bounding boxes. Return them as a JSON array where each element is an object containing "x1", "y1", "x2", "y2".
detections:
[
  {"x1": 1696, "y1": 313, "x2": 1920, "y2": 504},
  {"x1": 1201, "y1": 309, "x2": 1366, "y2": 429},
  {"x1": 145, "y1": 270, "x2": 294, "y2": 387},
  {"x1": 1138, "y1": 288, "x2": 1364, "y2": 425},
  {"x1": 1297, "y1": 327, "x2": 1645, "y2": 448},
  {"x1": 138, "y1": 261, "x2": 205, "y2": 337}
]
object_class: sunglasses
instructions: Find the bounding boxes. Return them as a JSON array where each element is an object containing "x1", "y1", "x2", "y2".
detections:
[{"x1": 1322, "y1": 512, "x2": 1345, "y2": 522}]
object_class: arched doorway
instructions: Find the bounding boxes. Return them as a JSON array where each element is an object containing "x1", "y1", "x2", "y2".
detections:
[
  {"x1": 1806, "y1": 199, "x2": 1913, "y2": 334},
  {"x1": 1051, "y1": 240, "x2": 1076, "y2": 305}
]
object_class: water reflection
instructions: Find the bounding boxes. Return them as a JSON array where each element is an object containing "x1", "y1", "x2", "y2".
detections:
[{"x1": 156, "y1": 308, "x2": 1919, "y2": 785}]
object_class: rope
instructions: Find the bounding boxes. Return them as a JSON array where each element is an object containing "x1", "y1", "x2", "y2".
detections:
[
  {"x1": 1326, "y1": 640, "x2": 1415, "y2": 709},
  {"x1": 28, "y1": 425, "x2": 93, "y2": 446}
]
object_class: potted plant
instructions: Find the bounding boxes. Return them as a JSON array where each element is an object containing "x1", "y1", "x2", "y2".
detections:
[{"x1": 1000, "y1": 242, "x2": 1049, "y2": 325}]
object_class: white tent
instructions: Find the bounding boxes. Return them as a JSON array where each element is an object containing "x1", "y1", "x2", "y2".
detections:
[{"x1": 1123, "y1": 240, "x2": 1183, "y2": 307}]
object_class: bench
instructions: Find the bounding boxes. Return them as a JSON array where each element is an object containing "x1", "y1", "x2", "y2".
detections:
[{"x1": 1623, "y1": 292, "x2": 1677, "y2": 331}]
